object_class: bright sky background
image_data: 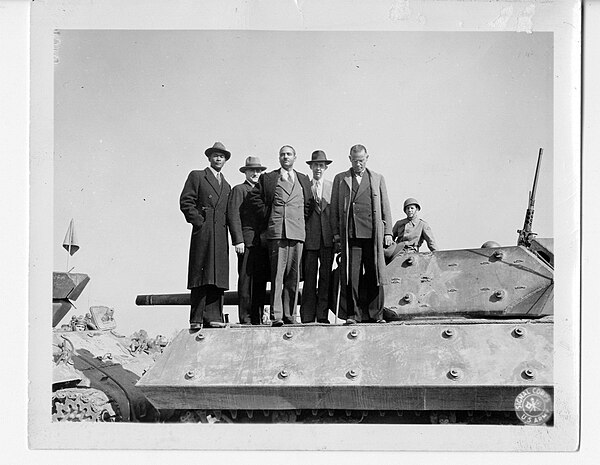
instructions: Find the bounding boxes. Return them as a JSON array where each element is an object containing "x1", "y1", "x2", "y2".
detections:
[{"x1": 54, "y1": 30, "x2": 553, "y2": 337}]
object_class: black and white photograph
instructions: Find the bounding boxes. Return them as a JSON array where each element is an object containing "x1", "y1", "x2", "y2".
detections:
[{"x1": 26, "y1": 0, "x2": 581, "y2": 455}]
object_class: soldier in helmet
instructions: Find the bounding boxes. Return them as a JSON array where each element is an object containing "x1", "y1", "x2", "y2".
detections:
[{"x1": 390, "y1": 198, "x2": 437, "y2": 256}]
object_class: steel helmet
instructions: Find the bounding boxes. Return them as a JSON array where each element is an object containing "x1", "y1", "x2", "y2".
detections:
[
  {"x1": 403, "y1": 198, "x2": 421, "y2": 211},
  {"x1": 481, "y1": 241, "x2": 501, "y2": 248}
]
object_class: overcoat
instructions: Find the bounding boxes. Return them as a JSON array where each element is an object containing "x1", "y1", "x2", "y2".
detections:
[
  {"x1": 330, "y1": 168, "x2": 392, "y2": 287},
  {"x1": 180, "y1": 168, "x2": 231, "y2": 290}
]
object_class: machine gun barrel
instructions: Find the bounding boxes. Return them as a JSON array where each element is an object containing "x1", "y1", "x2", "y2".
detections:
[{"x1": 518, "y1": 148, "x2": 543, "y2": 247}]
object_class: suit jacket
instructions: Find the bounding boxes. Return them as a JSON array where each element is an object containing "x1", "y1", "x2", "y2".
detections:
[
  {"x1": 227, "y1": 181, "x2": 260, "y2": 247},
  {"x1": 305, "y1": 179, "x2": 333, "y2": 250},
  {"x1": 180, "y1": 168, "x2": 231, "y2": 289},
  {"x1": 331, "y1": 168, "x2": 392, "y2": 286},
  {"x1": 246, "y1": 169, "x2": 314, "y2": 237}
]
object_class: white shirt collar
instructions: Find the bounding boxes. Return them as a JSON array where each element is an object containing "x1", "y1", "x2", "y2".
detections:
[
  {"x1": 208, "y1": 166, "x2": 221, "y2": 179},
  {"x1": 279, "y1": 168, "x2": 295, "y2": 182}
]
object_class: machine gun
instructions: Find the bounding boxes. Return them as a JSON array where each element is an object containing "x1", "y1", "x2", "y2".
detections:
[{"x1": 517, "y1": 148, "x2": 544, "y2": 247}]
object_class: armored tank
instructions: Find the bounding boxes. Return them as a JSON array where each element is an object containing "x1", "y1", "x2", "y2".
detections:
[
  {"x1": 52, "y1": 271, "x2": 167, "y2": 422},
  {"x1": 135, "y1": 150, "x2": 553, "y2": 425},
  {"x1": 135, "y1": 236, "x2": 552, "y2": 424}
]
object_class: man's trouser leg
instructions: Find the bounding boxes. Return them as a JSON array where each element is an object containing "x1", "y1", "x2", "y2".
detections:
[
  {"x1": 316, "y1": 247, "x2": 334, "y2": 322},
  {"x1": 347, "y1": 239, "x2": 365, "y2": 322},
  {"x1": 300, "y1": 249, "x2": 318, "y2": 322},
  {"x1": 268, "y1": 239, "x2": 285, "y2": 322},
  {"x1": 282, "y1": 240, "x2": 303, "y2": 323},
  {"x1": 361, "y1": 240, "x2": 382, "y2": 321},
  {"x1": 249, "y1": 245, "x2": 269, "y2": 325},
  {"x1": 190, "y1": 285, "x2": 224, "y2": 325},
  {"x1": 237, "y1": 249, "x2": 252, "y2": 324}
]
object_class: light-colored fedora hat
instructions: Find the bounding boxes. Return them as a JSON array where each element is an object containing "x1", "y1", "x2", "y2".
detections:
[{"x1": 239, "y1": 156, "x2": 267, "y2": 172}]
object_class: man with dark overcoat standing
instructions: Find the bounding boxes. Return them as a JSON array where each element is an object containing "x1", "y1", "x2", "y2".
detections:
[
  {"x1": 300, "y1": 150, "x2": 335, "y2": 323},
  {"x1": 331, "y1": 144, "x2": 393, "y2": 324},
  {"x1": 247, "y1": 145, "x2": 314, "y2": 326},
  {"x1": 180, "y1": 142, "x2": 232, "y2": 329},
  {"x1": 227, "y1": 156, "x2": 269, "y2": 325}
]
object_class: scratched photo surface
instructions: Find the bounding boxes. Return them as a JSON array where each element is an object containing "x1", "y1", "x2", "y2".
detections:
[{"x1": 30, "y1": 0, "x2": 579, "y2": 452}]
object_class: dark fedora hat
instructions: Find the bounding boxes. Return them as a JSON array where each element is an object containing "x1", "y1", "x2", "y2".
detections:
[
  {"x1": 306, "y1": 150, "x2": 332, "y2": 165},
  {"x1": 239, "y1": 156, "x2": 267, "y2": 173},
  {"x1": 205, "y1": 141, "x2": 231, "y2": 160}
]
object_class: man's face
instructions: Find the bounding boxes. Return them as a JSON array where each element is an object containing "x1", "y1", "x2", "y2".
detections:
[
  {"x1": 279, "y1": 147, "x2": 296, "y2": 170},
  {"x1": 310, "y1": 162, "x2": 327, "y2": 181},
  {"x1": 209, "y1": 153, "x2": 226, "y2": 171},
  {"x1": 405, "y1": 205, "x2": 418, "y2": 219},
  {"x1": 245, "y1": 168, "x2": 262, "y2": 184},
  {"x1": 349, "y1": 150, "x2": 368, "y2": 175}
]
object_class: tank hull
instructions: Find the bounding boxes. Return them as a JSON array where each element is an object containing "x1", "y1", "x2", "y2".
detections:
[{"x1": 137, "y1": 319, "x2": 552, "y2": 413}]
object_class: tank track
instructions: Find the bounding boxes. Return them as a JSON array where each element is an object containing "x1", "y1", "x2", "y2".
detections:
[
  {"x1": 167, "y1": 409, "x2": 529, "y2": 425},
  {"x1": 52, "y1": 387, "x2": 117, "y2": 422}
]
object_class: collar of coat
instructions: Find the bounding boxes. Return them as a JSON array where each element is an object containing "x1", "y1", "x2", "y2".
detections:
[{"x1": 204, "y1": 167, "x2": 225, "y2": 196}]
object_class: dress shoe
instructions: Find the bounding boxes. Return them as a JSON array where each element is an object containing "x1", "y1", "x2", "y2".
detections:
[
  {"x1": 271, "y1": 319, "x2": 284, "y2": 327},
  {"x1": 207, "y1": 321, "x2": 228, "y2": 328},
  {"x1": 344, "y1": 318, "x2": 357, "y2": 325},
  {"x1": 376, "y1": 319, "x2": 386, "y2": 324},
  {"x1": 317, "y1": 319, "x2": 330, "y2": 324},
  {"x1": 189, "y1": 323, "x2": 202, "y2": 330}
]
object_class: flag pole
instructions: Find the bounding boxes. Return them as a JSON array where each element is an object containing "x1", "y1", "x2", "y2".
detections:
[{"x1": 67, "y1": 242, "x2": 71, "y2": 272}]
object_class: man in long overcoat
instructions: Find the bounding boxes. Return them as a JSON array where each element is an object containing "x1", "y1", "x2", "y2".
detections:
[
  {"x1": 246, "y1": 145, "x2": 314, "y2": 325},
  {"x1": 180, "y1": 142, "x2": 232, "y2": 329},
  {"x1": 227, "y1": 156, "x2": 269, "y2": 325},
  {"x1": 331, "y1": 144, "x2": 393, "y2": 324}
]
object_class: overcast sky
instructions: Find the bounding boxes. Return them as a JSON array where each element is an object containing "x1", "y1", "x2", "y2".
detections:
[{"x1": 54, "y1": 30, "x2": 553, "y2": 337}]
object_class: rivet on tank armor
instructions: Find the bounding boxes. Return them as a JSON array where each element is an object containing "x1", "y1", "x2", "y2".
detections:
[
  {"x1": 402, "y1": 293, "x2": 414, "y2": 304},
  {"x1": 406, "y1": 256, "x2": 415, "y2": 266},
  {"x1": 347, "y1": 369, "x2": 358, "y2": 379},
  {"x1": 442, "y1": 328, "x2": 455, "y2": 338},
  {"x1": 493, "y1": 250, "x2": 505, "y2": 260},
  {"x1": 447, "y1": 368, "x2": 462, "y2": 380},
  {"x1": 184, "y1": 369, "x2": 198, "y2": 380},
  {"x1": 279, "y1": 369, "x2": 289, "y2": 379},
  {"x1": 512, "y1": 327, "x2": 526, "y2": 338},
  {"x1": 494, "y1": 289, "x2": 506, "y2": 300},
  {"x1": 349, "y1": 329, "x2": 360, "y2": 338},
  {"x1": 195, "y1": 333, "x2": 205, "y2": 341},
  {"x1": 522, "y1": 369, "x2": 536, "y2": 380},
  {"x1": 283, "y1": 331, "x2": 293, "y2": 340}
]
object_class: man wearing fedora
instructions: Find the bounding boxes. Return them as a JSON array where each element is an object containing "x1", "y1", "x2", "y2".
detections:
[
  {"x1": 227, "y1": 156, "x2": 269, "y2": 325},
  {"x1": 300, "y1": 150, "x2": 335, "y2": 323},
  {"x1": 247, "y1": 145, "x2": 314, "y2": 326},
  {"x1": 180, "y1": 142, "x2": 232, "y2": 329}
]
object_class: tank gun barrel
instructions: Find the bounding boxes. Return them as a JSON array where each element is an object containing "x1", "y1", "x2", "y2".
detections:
[{"x1": 136, "y1": 290, "x2": 296, "y2": 307}]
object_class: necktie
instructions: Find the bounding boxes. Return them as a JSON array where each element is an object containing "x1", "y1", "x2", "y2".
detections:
[
  {"x1": 313, "y1": 181, "x2": 321, "y2": 213},
  {"x1": 216, "y1": 172, "x2": 221, "y2": 185}
]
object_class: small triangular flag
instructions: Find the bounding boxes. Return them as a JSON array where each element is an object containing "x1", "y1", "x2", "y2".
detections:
[{"x1": 62, "y1": 218, "x2": 80, "y2": 256}]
